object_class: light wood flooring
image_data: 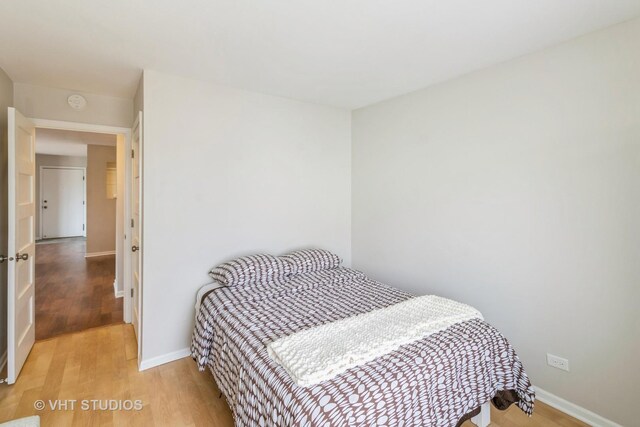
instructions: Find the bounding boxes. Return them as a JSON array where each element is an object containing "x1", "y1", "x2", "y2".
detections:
[
  {"x1": 35, "y1": 238, "x2": 123, "y2": 340},
  {"x1": 0, "y1": 324, "x2": 588, "y2": 426}
]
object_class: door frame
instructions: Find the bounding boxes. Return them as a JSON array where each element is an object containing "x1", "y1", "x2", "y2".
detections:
[
  {"x1": 29, "y1": 118, "x2": 134, "y2": 331},
  {"x1": 131, "y1": 112, "x2": 143, "y2": 364},
  {"x1": 38, "y1": 166, "x2": 87, "y2": 240}
]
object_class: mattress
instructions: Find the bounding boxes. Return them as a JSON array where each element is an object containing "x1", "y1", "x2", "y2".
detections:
[{"x1": 191, "y1": 267, "x2": 535, "y2": 426}]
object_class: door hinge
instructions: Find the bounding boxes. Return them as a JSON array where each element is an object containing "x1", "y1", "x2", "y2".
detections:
[
  {"x1": 82, "y1": 224, "x2": 85, "y2": 231},
  {"x1": 131, "y1": 288, "x2": 134, "y2": 297},
  {"x1": 131, "y1": 219, "x2": 134, "y2": 228},
  {"x1": 83, "y1": 176, "x2": 85, "y2": 181},
  {"x1": 131, "y1": 149, "x2": 135, "y2": 158}
]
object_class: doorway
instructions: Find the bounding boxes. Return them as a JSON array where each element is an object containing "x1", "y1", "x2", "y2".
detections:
[
  {"x1": 34, "y1": 129, "x2": 121, "y2": 340},
  {"x1": 6, "y1": 109, "x2": 141, "y2": 384}
]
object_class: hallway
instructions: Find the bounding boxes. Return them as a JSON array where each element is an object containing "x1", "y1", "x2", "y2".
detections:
[{"x1": 35, "y1": 238, "x2": 123, "y2": 340}]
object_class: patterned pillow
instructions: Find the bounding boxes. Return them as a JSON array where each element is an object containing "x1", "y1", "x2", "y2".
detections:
[
  {"x1": 280, "y1": 249, "x2": 342, "y2": 274},
  {"x1": 209, "y1": 254, "x2": 291, "y2": 287}
]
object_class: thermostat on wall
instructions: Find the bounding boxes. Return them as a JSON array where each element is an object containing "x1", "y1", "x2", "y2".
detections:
[{"x1": 67, "y1": 94, "x2": 87, "y2": 110}]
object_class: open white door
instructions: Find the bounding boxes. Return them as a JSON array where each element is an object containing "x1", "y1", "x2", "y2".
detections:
[
  {"x1": 131, "y1": 112, "x2": 142, "y2": 356},
  {"x1": 7, "y1": 107, "x2": 36, "y2": 384}
]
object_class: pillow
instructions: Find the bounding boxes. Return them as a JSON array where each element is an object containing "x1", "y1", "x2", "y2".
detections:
[
  {"x1": 209, "y1": 254, "x2": 291, "y2": 287},
  {"x1": 280, "y1": 249, "x2": 342, "y2": 274}
]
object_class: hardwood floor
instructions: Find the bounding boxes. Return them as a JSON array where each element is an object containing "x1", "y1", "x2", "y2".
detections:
[
  {"x1": 462, "y1": 403, "x2": 589, "y2": 427},
  {"x1": 35, "y1": 238, "x2": 123, "y2": 340},
  {"x1": 0, "y1": 324, "x2": 588, "y2": 427},
  {"x1": 0, "y1": 324, "x2": 233, "y2": 426}
]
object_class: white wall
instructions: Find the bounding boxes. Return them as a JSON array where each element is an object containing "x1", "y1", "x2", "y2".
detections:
[
  {"x1": 133, "y1": 75, "x2": 143, "y2": 120},
  {"x1": 141, "y1": 70, "x2": 351, "y2": 363},
  {"x1": 13, "y1": 83, "x2": 133, "y2": 127},
  {"x1": 0, "y1": 67, "x2": 13, "y2": 367},
  {"x1": 352, "y1": 18, "x2": 640, "y2": 426}
]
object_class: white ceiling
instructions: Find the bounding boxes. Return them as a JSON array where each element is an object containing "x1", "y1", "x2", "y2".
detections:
[
  {"x1": 1, "y1": 1, "x2": 639, "y2": 108},
  {"x1": 36, "y1": 129, "x2": 116, "y2": 157}
]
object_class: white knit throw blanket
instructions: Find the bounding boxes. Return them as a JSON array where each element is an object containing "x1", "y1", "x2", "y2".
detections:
[{"x1": 267, "y1": 295, "x2": 483, "y2": 387}]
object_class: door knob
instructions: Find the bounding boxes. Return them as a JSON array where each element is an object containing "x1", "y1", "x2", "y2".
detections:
[
  {"x1": 15, "y1": 253, "x2": 28, "y2": 262},
  {"x1": 131, "y1": 245, "x2": 139, "y2": 252},
  {"x1": 0, "y1": 255, "x2": 7, "y2": 263}
]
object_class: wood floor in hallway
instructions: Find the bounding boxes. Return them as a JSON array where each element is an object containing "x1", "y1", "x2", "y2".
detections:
[{"x1": 35, "y1": 238, "x2": 123, "y2": 340}]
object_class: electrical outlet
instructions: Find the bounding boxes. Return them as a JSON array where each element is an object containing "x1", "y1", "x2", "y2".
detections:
[{"x1": 547, "y1": 353, "x2": 570, "y2": 372}]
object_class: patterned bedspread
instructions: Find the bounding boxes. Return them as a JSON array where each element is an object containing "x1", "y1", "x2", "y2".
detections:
[{"x1": 191, "y1": 268, "x2": 535, "y2": 426}]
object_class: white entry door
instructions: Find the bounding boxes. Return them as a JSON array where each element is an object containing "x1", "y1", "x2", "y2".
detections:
[
  {"x1": 7, "y1": 107, "x2": 36, "y2": 384},
  {"x1": 131, "y1": 112, "x2": 142, "y2": 349},
  {"x1": 41, "y1": 168, "x2": 85, "y2": 239}
]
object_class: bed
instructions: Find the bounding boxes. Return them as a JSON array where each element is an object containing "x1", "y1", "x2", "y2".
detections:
[{"x1": 191, "y1": 252, "x2": 534, "y2": 427}]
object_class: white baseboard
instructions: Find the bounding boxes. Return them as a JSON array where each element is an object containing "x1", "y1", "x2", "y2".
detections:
[
  {"x1": 139, "y1": 348, "x2": 191, "y2": 371},
  {"x1": 0, "y1": 350, "x2": 7, "y2": 373},
  {"x1": 113, "y1": 280, "x2": 124, "y2": 298},
  {"x1": 85, "y1": 250, "x2": 116, "y2": 258},
  {"x1": 536, "y1": 387, "x2": 622, "y2": 427}
]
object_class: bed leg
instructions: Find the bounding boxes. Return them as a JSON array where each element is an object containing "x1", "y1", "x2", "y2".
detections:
[{"x1": 471, "y1": 401, "x2": 491, "y2": 427}]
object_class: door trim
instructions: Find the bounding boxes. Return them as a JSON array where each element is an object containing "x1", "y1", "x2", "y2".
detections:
[
  {"x1": 38, "y1": 166, "x2": 86, "y2": 240},
  {"x1": 131, "y1": 112, "x2": 143, "y2": 366},
  {"x1": 29, "y1": 118, "x2": 134, "y2": 330}
]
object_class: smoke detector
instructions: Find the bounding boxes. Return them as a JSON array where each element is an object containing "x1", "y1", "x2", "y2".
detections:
[{"x1": 67, "y1": 94, "x2": 87, "y2": 110}]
